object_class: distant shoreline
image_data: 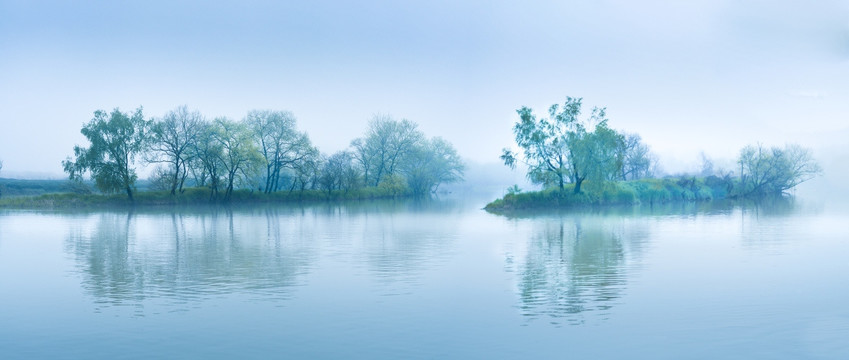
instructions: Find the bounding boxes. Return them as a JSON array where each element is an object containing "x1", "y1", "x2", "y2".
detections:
[
  {"x1": 484, "y1": 177, "x2": 735, "y2": 214},
  {"x1": 0, "y1": 187, "x2": 413, "y2": 209}
]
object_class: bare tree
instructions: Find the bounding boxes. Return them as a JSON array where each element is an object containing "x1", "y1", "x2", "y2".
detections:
[
  {"x1": 191, "y1": 121, "x2": 224, "y2": 199},
  {"x1": 351, "y1": 115, "x2": 423, "y2": 186},
  {"x1": 698, "y1": 151, "x2": 715, "y2": 177},
  {"x1": 150, "y1": 105, "x2": 203, "y2": 195},
  {"x1": 247, "y1": 110, "x2": 315, "y2": 193},
  {"x1": 737, "y1": 143, "x2": 821, "y2": 197},
  {"x1": 620, "y1": 133, "x2": 654, "y2": 180}
]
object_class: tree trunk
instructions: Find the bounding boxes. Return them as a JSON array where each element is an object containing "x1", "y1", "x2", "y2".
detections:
[
  {"x1": 126, "y1": 186, "x2": 134, "y2": 202},
  {"x1": 170, "y1": 162, "x2": 180, "y2": 195},
  {"x1": 574, "y1": 177, "x2": 584, "y2": 194}
]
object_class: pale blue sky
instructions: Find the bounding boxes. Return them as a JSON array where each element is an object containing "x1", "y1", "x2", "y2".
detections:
[{"x1": 1, "y1": 0, "x2": 848, "y2": 177}]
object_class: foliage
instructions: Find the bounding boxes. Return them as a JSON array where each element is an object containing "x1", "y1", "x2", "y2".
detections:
[
  {"x1": 247, "y1": 110, "x2": 317, "y2": 194},
  {"x1": 319, "y1": 151, "x2": 360, "y2": 194},
  {"x1": 350, "y1": 115, "x2": 463, "y2": 196},
  {"x1": 400, "y1": 137, "x2": 464, "y2": 196},
  {"x1": 506, "y1": 184, "x2": 522, "y2": 195},
  {"x1": 62, "y1": 107, "x2": 151, "y2": 201},
  {"x1": 485, "y1": 177, "x2": 721, "y2": 212},
  {"x1": 501, "y1": 97, "x2": 649, "y2": 194},
  {"x1": 57, "y1": 106, "x2": 464, "y2": 203},
  {"x1": 351, "y1": 116, "x2": 424, "y2": 187},
  {"x1": 210, "y1": 117, "x2": 264, "y2": 200}
]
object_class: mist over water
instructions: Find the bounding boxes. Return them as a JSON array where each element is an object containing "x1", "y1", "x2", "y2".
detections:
[{"x1": 2, "y1": 195, "x2": 847, "y2": 359}]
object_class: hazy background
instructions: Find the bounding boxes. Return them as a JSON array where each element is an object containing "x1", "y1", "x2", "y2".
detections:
[{"x1": 1, "y1": 0, "x2": 847, "y2": 195}]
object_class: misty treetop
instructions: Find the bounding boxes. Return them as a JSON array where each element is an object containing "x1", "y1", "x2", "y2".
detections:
[
  {"x1": 736, "y1": 143, "x2": 821, "y2": 197},
  {"x1": 62, "y1": 107, "x2": 151, "y2": 201},
  {"x1": 501, "y1": 97, "x2": 656, "y2": 193},
  {"x1": 497, "y1": 96, "x2": 820, "y2": 208},
  {"x1": 350, "y1": 116, "x2": 464, "y2": 195},
  {"x1": 63, "y1": 106, "x2": 464, "y2": 201}
]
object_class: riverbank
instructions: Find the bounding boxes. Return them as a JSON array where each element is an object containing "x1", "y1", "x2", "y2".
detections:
[
  {"x1": 0, "y1": 186, "x2": 407, "y2": 209},
  {"x1": 484, "y1": 177, "x2": 731, "y2": 213}
]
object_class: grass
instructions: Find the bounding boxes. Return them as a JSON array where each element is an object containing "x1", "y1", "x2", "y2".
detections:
[
  {"x1": 0, "y1": 186, "x2": 410, "y2": 209},
  {"x1": 484, "y1": 177, "x2": 725, "y2": 213}
]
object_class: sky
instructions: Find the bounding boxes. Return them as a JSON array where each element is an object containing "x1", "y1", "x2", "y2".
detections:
[{"x1": 1, "y1": 0, "x2": 848, "y2": 178}]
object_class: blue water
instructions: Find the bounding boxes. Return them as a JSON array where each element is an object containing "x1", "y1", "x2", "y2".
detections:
[{"x1": 1, "y1": 197, "x2": 847, "y2": 359}]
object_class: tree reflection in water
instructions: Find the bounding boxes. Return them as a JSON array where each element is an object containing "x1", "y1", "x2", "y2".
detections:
[
  {"x1": 513, "y1": 216, "x2": 649, "y2": 326},
  {"x1": 66, "y1": 209, "x2": 317, "y2": 312}
]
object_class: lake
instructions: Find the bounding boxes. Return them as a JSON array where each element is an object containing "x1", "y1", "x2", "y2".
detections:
[{"x1": 1, "y1": 195, "x2": 847, "y2": 359}]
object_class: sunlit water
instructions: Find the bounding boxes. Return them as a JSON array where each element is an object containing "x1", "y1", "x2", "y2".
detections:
[{"x1": 1, "y1": 196, "x2": 847, "y2": 359}]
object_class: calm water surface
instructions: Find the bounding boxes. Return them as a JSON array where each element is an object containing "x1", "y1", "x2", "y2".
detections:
[{"x1": 1, "y1": 196, "x2": 847, "y2": 359}]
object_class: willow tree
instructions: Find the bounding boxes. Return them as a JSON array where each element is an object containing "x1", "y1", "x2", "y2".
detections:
[
  {"x1": 501, "y1": 97, "x2": 625, "y2": 193},
  {"x1": 62, "y1": 107, "x2": 151, "y2": 201}
]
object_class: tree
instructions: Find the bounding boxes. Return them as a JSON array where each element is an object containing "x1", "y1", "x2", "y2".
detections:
[
  {"x1": 351, "y1": 116, "x2": 424, "y2": 186},
  {"x1": 247, "y1": 110, "x2": 316, "y2": 194},
  {"x1": 191, "y1": 121, "x2": 225, "y2": 198},
  {"x1": 501, "y1": 97, "x2": 624, "y2": 193},
  {"x1": 620, "y1": 133, "x2": 655, "y2": 180},
  {"x1": 698, "y1": 151, "x2": 715, "y2": 177},
  {"x1": 319, "y1": 151, "x2": 361, "y2": 194},
  {"x1": 501, "y1": 103, "x2": 574, "y2": 191},
  {"x1": 211, "y1": 117, "x2": 262, "y2": 200},
  {"x1": 149, "y1": 105, "x2": 203, "y2": 195},
  {"x1": 737, "y1": 143, "x2": 821, "y2": 197},
  {"x1": 62, "y1": 107, "x2": 150, "y2": 201},
  {"x1": 400, "y1": 137, "x2": 465, "y2": 195},
  {"x1": 571, "y1": 118, "x2": 625, "y2": 192}
]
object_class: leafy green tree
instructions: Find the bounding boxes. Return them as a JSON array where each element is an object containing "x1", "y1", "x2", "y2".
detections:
[
  {"x1": 570, "y1": 118, "x2": 625, "y2": 192},
  {"x1": 500, "y1": 102, "x2": 576, "y2": 191},
  {"x1": 149, "y1": 105, "x2": 203, "y2": 195},
  {"x1": 736, "y1": 143, "x2": 821, "y2": 197},
  {"x1": 62, "y1": 107, "x2": 151, "y2": 201},
  {"x1": 400, "y1": 137, "x2": 465, "y2": 195},
  {"x1": 501, "y1": 97, "x2": 624, "y2": 193}
]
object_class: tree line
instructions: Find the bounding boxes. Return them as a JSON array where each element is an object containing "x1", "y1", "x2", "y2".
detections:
[
  {"x1": 62, "y1": 106, "x2": 464, "y2": 201},
  {"x1": 501, "y1": 96, "x2": 820, "y2": 198}
]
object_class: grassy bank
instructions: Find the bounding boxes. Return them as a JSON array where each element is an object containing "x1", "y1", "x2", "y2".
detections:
[
  {"x1": 0, "y1": 186, "x2": 408, "y2": 209},
  {"x1": 484, "y1": 177, "x2": 728, "y2": 213}
]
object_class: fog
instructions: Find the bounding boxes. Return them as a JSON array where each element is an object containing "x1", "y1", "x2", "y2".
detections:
[{"x1": 1, "y1": 1, "x2": 847, "y2": 200}]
